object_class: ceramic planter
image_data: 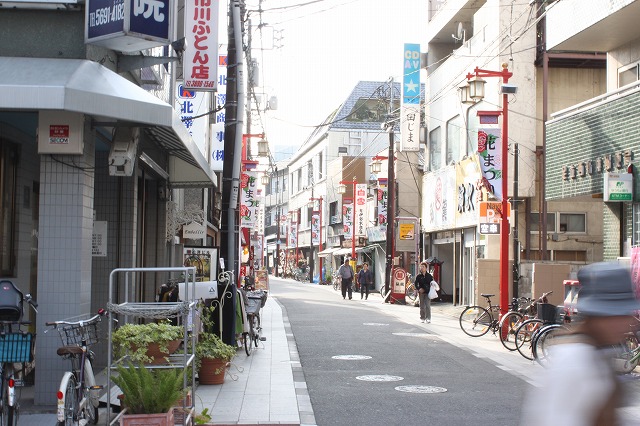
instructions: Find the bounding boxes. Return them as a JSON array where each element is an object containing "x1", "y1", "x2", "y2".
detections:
[{"x1": 198, "y1": 358, "x2": 227, "y2": 385}]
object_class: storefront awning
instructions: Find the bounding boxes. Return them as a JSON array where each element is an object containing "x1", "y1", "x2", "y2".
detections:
[
  {"x1": 318, "y1": 247, "x2": 339, "y2": 257},
  {"x1": 0, "y1": 57, "x2": 215, "y2": 188},
  {"x1": 333, "y1": 248, "x2": 353, "y2": 256},
  {"x1": 356, "y1": 244, "x2": 384, "y2": 254}
]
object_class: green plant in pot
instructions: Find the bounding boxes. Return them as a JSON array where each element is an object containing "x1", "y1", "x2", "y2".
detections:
[
  {"x1": 112, "y1": 362, "x2": 184, "y2": 425},
  {"x1": 112, "y1": 321, "x2": 183, "y2": 364},
  {"x1": 196, "y1": 305, "x2": 236, "y2": 384}
]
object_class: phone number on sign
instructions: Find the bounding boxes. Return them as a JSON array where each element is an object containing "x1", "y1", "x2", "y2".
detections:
[{"x1": 184, "y1": 81, "x2": 215, "y2": 88}]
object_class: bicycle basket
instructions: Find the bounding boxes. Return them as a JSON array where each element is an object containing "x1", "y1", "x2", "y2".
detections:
[
  {"x1": 57, "y1": 322, "x2": 99, "y2": 347},
  {"x1": 245, "y1": 297, "x2": 262, "y2": 315},
  {"x1": 537, "y1": 303, "x2": 557, "y2": 324},
  {"x1": 0, "y1": 333, "x2": 35, "y2": 363}
]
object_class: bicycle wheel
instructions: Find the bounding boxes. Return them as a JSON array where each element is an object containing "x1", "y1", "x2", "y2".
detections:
[
  {"x1": 515, "y1": 319, "x2": 543, "y2": 360},
  {"x1": 611, "y1": 333, "x2": 640, "y2": 374},
  {"x1": 405, "y1": 285, "x2": 417, "y2": 303},
  {"x1": 499, "y1": 312, "x2": 524, "y2": 351},
  {"x1": 459, "y1": 306, "x2": 493, "y2": 337},
  {"x1": 82, "y1": 359, "x2": 99, "y2": 425},
  {"x1": 252, "y1": 314, "x2": 261, "y2": 347},
  {"x1": 244, "y1": 331, "x2": 252, "y2": 356},
  {"x1": 59, "y1": 375, "x2": 78, "y2": 426},
  {"x1": 532, "y1": 324, "x2": 565, "y2": 367}
]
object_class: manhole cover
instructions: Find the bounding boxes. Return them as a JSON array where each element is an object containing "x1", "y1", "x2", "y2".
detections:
[
  {"x1": 363, "y1": 323, "x2": 389, "y2": 326},
  {"x1": 332, "y1": 355, "x2": 372, "y2": 360},
  {"x1": 392, "y1": 332, "x2": 433, "y2": 337},
  {"x1": 395, "y1": 385, "x2": 447, "y2": 394},
  {"x1": 356, "y1": 375, "x2": 404, "y2": 382}
]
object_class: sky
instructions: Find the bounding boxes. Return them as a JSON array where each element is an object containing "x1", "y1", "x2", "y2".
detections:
[{"x1": 243, "y1": 0, "x2": 427, "y2": 160}]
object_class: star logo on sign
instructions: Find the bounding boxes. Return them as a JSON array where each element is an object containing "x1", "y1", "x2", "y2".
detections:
[{"x1": 405, "y1": 79, "x2": 418, "y2": 93}]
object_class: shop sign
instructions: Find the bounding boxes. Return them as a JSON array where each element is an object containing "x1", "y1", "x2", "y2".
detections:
[
  {"x1": 478, "y1": 201, "x2": 511, "y2": 235},
  {"x1": 86, "y1": 0, "x2": 172, "y2": 53},
  {"x1": 354, "y1": 184, "x2": 367, "y2": 237},
  {"x1": 183, "y1": 221, "x2": 205, "y2": 240},
  {"x1": 184, "y1": 0, "x2": 220, "y2": 90},
  {"x1": 400, "y1": 43, "x2": 420, "y2": 152},
  {"x1": 392, "y1": 268, "x2": 407, "y2": 295},
  {"x1": 398, "y1": 223, "x2": 415, "y2": 240},
  {"x1": 604, "y1": 173, "x2": 633, "y2": 202}
]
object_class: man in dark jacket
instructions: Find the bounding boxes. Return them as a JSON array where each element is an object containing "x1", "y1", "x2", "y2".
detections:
[
  {"x1": 414, "y1": 261, "x2": 434, "y2": 323},
  {"x1": 357, "y1": 262, "x2": 373, "y2": 300}
]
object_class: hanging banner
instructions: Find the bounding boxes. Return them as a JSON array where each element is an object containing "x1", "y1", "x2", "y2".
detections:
[
  {"x1": 477, "y1": 128, "x2": 502, "y2": 200},
  {"x1": 311, "y1": 213, "x2": 320, "y2": 245},
  {"x1": 401, "y1": 43, "x2": 421, "y2": 152},
  {"x1": 377, "y1": 179, "x2": 388, "y2": 227},
  {"x1": 343, "y1": 200, "x2": 354, "y2": 240},
  {"x1": 184, "y1": 0, "x2": 219, "y2": 90},
  {"x1": 632, "y1": 246, "x2": 640, "y2": 298},
  {"x1": 289, "y1": 222, "x2": 298, "y2": 248},
  {"x1": 455, "y1": 155, "x2": 481, "y2": 228},
  {"x1": 211, "y1": 54, "x2": 227, "y2": 172},
  {"x1": 354, "y1": 184, "x2": 367, "y2": 237},
  {"x1": 176, "y1": 83, "x2": 209, "y2": 157},
  {"x1": 240, "y1": 171, "x2": 259, "y2": 227}
]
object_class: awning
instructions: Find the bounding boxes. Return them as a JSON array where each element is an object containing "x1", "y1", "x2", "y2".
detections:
[
  {"x1": 333, "y1": 248, "x2": 353, "y2": 256},
  {"x1": 318, "y1": 247, "x2": 339, "y2": 257},
  {"x1": 0, "y1": 57, "x2": 215, "y2": 188},
  {"x1": 356, "y1": 244, "x2": 384, "y2": 254}
]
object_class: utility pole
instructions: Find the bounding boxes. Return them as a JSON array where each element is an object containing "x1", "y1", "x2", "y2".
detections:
[
  {"x1": 220, "y1": 0, "x2": 244, "y2": 345},
  {"x1": 384, "y1": 78, "x2": 395, "y2": 302}
]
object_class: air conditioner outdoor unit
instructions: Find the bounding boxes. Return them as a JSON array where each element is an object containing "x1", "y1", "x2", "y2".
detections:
[{"x1": 109, "y1": 128, "x2": 140, "y2": 177}]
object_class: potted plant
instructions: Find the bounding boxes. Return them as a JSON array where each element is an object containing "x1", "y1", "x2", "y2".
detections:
[
  {"x1": 113, "y1": 321, "x2": 183, "y2": 364},
  {"x1": 112, "y1": 362, "x2": 185, "y2": 426},
  {"x1": 195, "y1": 305, "x2": 236, "y2": 384}
]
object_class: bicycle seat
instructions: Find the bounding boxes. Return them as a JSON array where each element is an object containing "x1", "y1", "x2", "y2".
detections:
[
  {"x1": 57, "y1": 346, "x2": 83, "y2": 357},
  {"x1": 480, "y1": 293, "x2": 495, "y2": 298},
  {"x1": 0, "y1": 280, "x2": 23, "y2": 322}
]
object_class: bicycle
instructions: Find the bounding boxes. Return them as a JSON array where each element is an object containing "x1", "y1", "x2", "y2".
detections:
[
  {"x1": 514, "y1": 293, "x2": 555, "y2": 360},
  {"x1": 240, "y1": 285, "x2": 267, "y2": 356},
  {"x1": 458, "y1": 293, "x2": 526, "y2": 350},
  {"x1": 405, "y1": 274, "x2": 417, "y2": 304},
  {"x1": 46, "y1": 310, "x2": 107, "y2": 426},
  {"x1": 332, "y1": 271, "x2": 340, "y2": 291},
  {"x1": 0, "y1": 280, "x2": 38, "y2": 426}
]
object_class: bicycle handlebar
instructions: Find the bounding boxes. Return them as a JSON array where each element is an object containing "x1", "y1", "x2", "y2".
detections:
[{"x1": 45, "y1": 309, "x2": 107, "y2": 328}]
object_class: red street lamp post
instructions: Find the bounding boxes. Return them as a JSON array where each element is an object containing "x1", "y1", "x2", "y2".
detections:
[
  {"x1": 465, "y1": 63, "x2": 513, "y2": 315},
  {"x1": 308, "y1": 197, "x2": 323, "y2": 282},
  {"x1": 337, "y1": 177, "x2": 358, "y2": 260}
]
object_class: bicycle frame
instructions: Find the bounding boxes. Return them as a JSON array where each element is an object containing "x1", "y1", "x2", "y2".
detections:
[{"x1": 56, "y1": 349, "x2": 97, "y2": 424}]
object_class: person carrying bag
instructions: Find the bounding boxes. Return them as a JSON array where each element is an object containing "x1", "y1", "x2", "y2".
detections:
[{"x1": 414, "y1": 261, "x2": 434, "y2": 323}]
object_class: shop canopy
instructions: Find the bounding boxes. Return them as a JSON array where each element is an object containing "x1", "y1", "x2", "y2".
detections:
[
  {"x1": 318, "y1": 247, "x2": 339, "y2": 257},
  {"x1": 0, "y1": 56, "x2": 215, "y2": 188}
]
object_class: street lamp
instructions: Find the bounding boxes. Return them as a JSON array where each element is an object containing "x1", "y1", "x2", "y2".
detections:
[
  {"x1": 308, "y1": 197, "x2": 323, "y2": 283},
  {"x1": 463, "y1": 63, "x2": 513, "y2": 315},
  {"x1": 337, "y1": 177, "x2": 358, "y2": 260}
]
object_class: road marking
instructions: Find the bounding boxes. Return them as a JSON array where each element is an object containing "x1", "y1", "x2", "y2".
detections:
[
  {"x1": 395, "y1": 385, "x2": 447, "y2": 394},
  {"x1": 332, "y1": 355, "x2": 372, "y2": 360},
  {"x1": 356, "y1": 375, "x2": 403, "y2": 382}
]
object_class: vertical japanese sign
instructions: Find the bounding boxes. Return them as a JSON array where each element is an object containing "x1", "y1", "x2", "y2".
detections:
[
  {"x1": 211, "y1": 54, "x2": 227, "y2": 172},
  {"x1": 240, "y1": 171, "x2": 259, "y2": 227},
  {"x1": 311, "y1": 213, "x2": 320, "y2": 245},
  {"x1": 184, "y1": 0, "x2": 219, "y2": 90},
  {"x1": 631, "y1": 246, "x2": 640, "y2": 297},
  {"x1": 401, "y1": 43, "x2": 421, "y2": 152},
  {"x1": 289, "y1": 222, "x2": 298, "y2": 248},
  {"x1": 176, "y1": 83, "x2": 209, "y2": 156},
  {"x1": 343, "y1": 200, "x2": 354, "y2": 240},
  {"x1": 354, "y1": 184, "x2": 367, "y2": 237},
  {"x1": 377, "y1": 179, "x2": 388, "y2": 227},
  {"x1": 477, "y1": 129, "x2": 502, "y2": 200}
]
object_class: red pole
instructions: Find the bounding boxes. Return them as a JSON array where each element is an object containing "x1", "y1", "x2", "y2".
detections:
[
  {"x1": 500, "y1": 69, "x2": 511, "y2": 315},
  {"x1": 319, "y1": 197, "x2": 323, "y2": 283},
  {"x1": 351, "y1": 182, "x2": 356, "y2": 260}
]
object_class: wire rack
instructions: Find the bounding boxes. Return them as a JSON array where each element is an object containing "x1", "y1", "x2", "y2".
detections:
[
  {"x1": 0, "y1": 333, "x2": 35, "y2": 363},
  {"x1": 55, "y1": 321, "x2": 99, "y2": 347}
]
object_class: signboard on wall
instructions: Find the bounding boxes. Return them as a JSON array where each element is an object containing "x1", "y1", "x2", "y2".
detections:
[
  {"x1": 400, "y1": 43, "x2": 420, "y2": 152},
  {"x1": 478, "y1": 201, "x2": 511, "y2": 235},
  {"x1": 184, "y1": 0, "x2": 219, "y2": 90},
  {"x1": 92, "y1": 221, "x2": 107, "y2": 257},
  {"x1": 604, "y1": 172, "x2": 633, "y2": 201}
]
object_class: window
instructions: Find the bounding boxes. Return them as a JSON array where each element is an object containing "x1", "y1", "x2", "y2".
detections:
[
  {"x1": 345, "y1": 97, "x2": 399, "y2": 123},
  {"x1": 559, "y1": 213, "x2": 586, "y2": 233},
  {"x1": 529, "y1": 212, "x2": 556, "y2": 232},
  {"x1": 0, "y1": 142, "x2": 17, "y2": 276},
  {"x1": 297, "y1": 169, "x2": 302, "y2": 192},
  {"x1": 307, "y1": 206, "x2": 312, "y2": 227},
  {"x1": 446, "y1": 116, "x2": 463, "y2": 164},
  {"x1": 318, "y1": 152, "x2": 323, "y2": 179},
  {"x1": 429, "y1": 127, "x2": 441, "y2": 171},
  {"x1": 307, "y1": 161, "x2": 313, "y2": 187},
  {"x1": 619, "y1": 62, "x2": 640, "y2": 88}
]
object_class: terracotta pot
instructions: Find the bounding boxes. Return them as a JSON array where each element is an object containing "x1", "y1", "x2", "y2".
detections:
[
  {"x1": 132, "y1": 340, "x2": 181, "y2": 365},
  {"x1": 198, "y1": 358, "x2": 227, "y2": 385},
  {"x1": 120, "y1": 408, "x2": 174, "y2": 426}
]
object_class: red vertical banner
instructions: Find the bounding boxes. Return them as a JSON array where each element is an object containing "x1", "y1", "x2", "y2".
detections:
[{"x1": 631, "y1": 246, "x2": 640, "y2": 298}]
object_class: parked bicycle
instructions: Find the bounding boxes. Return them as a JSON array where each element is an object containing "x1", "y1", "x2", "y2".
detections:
[
  {"x1": 46, "y1": 310, "x2": 108, "y2": 426},
  {"x1": 293, "y1": 268, "x2": 310, "y2": 283},
  {"x1": 332, "y1": 271, "x2": 341, "y2": 291},
  {"x1": 404, "y1": 274, "x2": 417, "y2": 304},
  {"x1": 458, "y1": 293, "x2": 528, "y2": 350},
  {"x1": 0, "y1": 280, "x2": 37, "y2": 426},
  {"x1": 239, "y1": 282, "x2": 267, "y2": 356},
  {"x1": 513, "y1": 292, "x2": 555, "y2": 360}
]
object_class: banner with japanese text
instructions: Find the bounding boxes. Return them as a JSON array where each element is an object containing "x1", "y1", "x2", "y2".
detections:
[
  {"x1": 184, "y1": 0, "x2": 219, "y2": 90},
  {"x1": 477, "y1": 128, "x2": 502, "y2": 200},
  {"x1": 240, "y1": 171, "x2": 259, "y2": 227},
  {"x1": 311, "y1": 213, "x2": 320, "y2": 245},
  {"x1": 210, "y1": 54, "x2": 227, "y2": 172},
  {"x1": 355, "y1": 184, "x2": 367, "y2": 237},
  {"x1": 401, "y1": 43, "x2": 421, "y2": 152},
  {"x1": 632, "y1": 246, "x2": 640, "y2": 298},
  {"x1": 343, "y1": 200, "x2": 353, "y2": 240},
  {"x1": 289, "y1": 222, "x2": 297, "y2": 248},
  {"x1": 377, "y1": 180, "x2": 388, "y2": 226}
]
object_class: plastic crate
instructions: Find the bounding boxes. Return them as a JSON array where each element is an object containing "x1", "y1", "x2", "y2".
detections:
[{"x1": 0, "y1": 333, "x2": 35, "y2": 363}]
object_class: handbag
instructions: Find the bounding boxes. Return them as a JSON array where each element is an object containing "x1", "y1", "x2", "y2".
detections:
[{"x1": 428, "y1": 281, "x2": 439, "y2": 299}]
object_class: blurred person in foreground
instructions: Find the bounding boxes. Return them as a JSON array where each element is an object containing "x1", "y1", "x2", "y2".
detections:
[{"x1": 521, "y1": 262, "x2": 640, "y2": 426}]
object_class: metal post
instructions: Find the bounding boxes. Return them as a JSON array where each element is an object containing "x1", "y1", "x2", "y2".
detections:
[
  {"x1": 384, "y1": 79, "x2": 395, "y2": 301},
  {"x1": 319, "y1": 197, "x2": 323, "y2": 283},
  {"x1": 513, "y1": 143, "x2": 519, "y2": 298},
  {"x1": 351, "y1": 181, "x2": 356, "y2": 260},
  {"x1": 500, "y1": 72, "x2": 510, "y2": 315}
]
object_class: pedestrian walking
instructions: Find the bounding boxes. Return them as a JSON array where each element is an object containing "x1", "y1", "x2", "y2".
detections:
[
  {"x1": 338, "y1": 258, "x2": 355, "y2": 300},
  {"x1": 357, "y1": 262, "x2": 373, "y2": 300},
  {"x1": 521, "y1": 262, "x2": 640, "y2": 426},
  {"x1": 414, "y1": 262, "x2": 433, "y2": 323}
]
